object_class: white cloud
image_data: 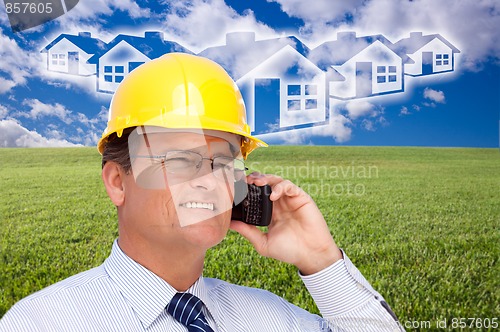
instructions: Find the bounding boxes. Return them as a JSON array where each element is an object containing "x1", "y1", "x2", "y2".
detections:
[
  {"x1": 39, "y1": 66, "x2": 111, "y2": 97},
  {"x1": 33, "y1": 0, "x2": 276, "y2": 96},
  {"x1": 369, "y1": 1, "x2": 500, "y2": 70},
  {"x1": 377, "y1": 115, "x2": 389, "y2": 127},
  {"x1": 45, "y1": 128, "x2": 66, "y2": 140},
  {"x1": 19, "y1": 99, "x2": 74, "y2": 124},
  {"x1": 0, "y1": 119, "x2": 80, "y2": 147},
  {"x1": 161, "y1": 0, "x2": 277, "y2": 52},
  {"x1": 0, "y1": 104, "x2": 9, "y2": 119},
  {"x1": 400, "y1": 106, "x2": 410, "y2": 116},
  {"x1": 344, "y1": 100, "x2": 380, "y2": 119},
  {"x1": 272, "y1": 0, "x2": 499, "y2": 70},
  {"x1": 0, "y1": 1, "x2": 153, "y2": 97},
  {"x1": 0, "y1": 7, "x2": 9, "y2": 27},
  {"x1": 423, "y1": 88, "x2": 446, "y2": 103},
  {"x1": 259, "y1": 108, "x2": 353, "y2": 144},
  {"x1": 0, "y1": 77, "x2": 16, "y2": 94},
  {"x1": 360, "y1": 114, "x2": 388, "y2": 131},
  {"x1": 48, "y1": 0, "x2": 152, "y2": 31},
  {"x1": 311, "y1": 111, "x2": 352, "y2": 143},
  {"x1": 361, "y1": 119, "x2": 375, "y2": 131},
  {"x1": 268, "y1": 0, "x2": 364, "y2": 23},
  {"x1": 268, "y1": 0, "x2": 364, "y2": 46},
  {"x1": 0, "y1": 31, "x2": 40, "y2": 93},
  {"x1": 6, "y1": 98, "x2": 106, "y2": 147}
]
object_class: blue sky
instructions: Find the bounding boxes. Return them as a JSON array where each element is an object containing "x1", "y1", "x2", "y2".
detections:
[{"x1": 0, "y1": 0, "x2": 498, "y2": 148}]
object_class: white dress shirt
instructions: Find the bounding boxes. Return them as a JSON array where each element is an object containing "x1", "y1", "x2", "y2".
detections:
[{"x1": 0, "y1": 240, "x2": 403, "y2": 331}]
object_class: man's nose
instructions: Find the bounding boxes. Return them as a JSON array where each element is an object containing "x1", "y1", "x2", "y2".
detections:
[{"x1": 189, "y1": 159, "x2": 218, "y2": 191}]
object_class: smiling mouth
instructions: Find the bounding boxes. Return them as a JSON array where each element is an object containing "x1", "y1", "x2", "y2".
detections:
[{"x1": 180, "y1": 202, "x2": 215, "y2": 211}]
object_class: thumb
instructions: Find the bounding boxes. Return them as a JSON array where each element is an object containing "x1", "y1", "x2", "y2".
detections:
[{"x1": 230, "y1": 220, "x2": 269, "y2": 256}]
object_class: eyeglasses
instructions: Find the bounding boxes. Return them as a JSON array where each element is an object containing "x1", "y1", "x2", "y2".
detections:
[{"x1": 131, "y1": 150, "x2": 246, "y2": 181}]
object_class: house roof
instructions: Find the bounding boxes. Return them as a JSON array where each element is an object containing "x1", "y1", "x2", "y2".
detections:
[
  {"x1": 198, "y1": 32, "x2": 311, "y2": 80},
  {"x1": 87, "y1": 32, "x2": 192, "y2": 64},
  {"x1": 310, "y1": 32, "x2": 412, "y2": 70},
  {"x1": 394, "y1": 32, "x2": 461, "y2": 54},
  {"x1": 40, "y1": 32, "x2": 105, "y2": 54}
]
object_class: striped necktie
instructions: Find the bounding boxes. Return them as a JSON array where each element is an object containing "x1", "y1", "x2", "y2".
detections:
[{"x1": 167, "y1": 292, "x2": 215, "y2": 332}]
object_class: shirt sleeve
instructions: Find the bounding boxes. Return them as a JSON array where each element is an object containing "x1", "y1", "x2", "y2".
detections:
[
  {"x1": 299, "y1": 250, "x2": 404, "y2": 332},
  {"x1": 0, "y1": 305, "x2": 41, "y2": 332}
]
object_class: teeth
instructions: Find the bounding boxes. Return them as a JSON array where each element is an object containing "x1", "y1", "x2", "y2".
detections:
[{"x1": 183, "y1": 202, "x2": 214, "y2": 211}]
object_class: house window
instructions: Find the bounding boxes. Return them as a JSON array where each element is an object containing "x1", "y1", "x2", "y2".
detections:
[
  {"x1": 436, "y1": 53, "x2": 450, "y2": 66},
  {"x1": 286, "y1": 83, "x2": 318, "y2": 111},
  {"x1": 51, "y1": 53, "x2": 65, "y2": 65},
  {"x1": 436, "y1": 54, "x2": 442, "y2": 66},
  {"x1": 288, "y1": 85, "x2": 301, "y2": 96},
  {"x1": 376, "y1": 65, "x2": 397, "y2": 84},
  {"x1": 288, "y1": 100, "x2": 301, "y2": 111},
  {"x1": 129, "y1": 62, "x2": 145, "y2": 72},
  {"x1": 305, "y1": 99, "x2": 317, "y2": 110},
  {"x1": 103, "y1": 65, "x2": 126, "y2": 84},
  {"x1": 388, "y1": 66, "x2": 397, "y2": 82},
  {"x1": 58, "y1": 54, "x2": 66, "y2": 66},
  {"x1": 305, "y1": 85, "x2": 317, "y2": 95}
]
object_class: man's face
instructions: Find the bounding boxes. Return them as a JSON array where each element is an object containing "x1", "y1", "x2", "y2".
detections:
[{"x1": 119, "y1": 130, "x2": 242, "y2": 250}]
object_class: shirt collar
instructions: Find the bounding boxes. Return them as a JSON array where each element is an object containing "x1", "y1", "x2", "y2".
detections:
[{"x1": 103, "y1": 239, "x2": 218, "y2": 329}]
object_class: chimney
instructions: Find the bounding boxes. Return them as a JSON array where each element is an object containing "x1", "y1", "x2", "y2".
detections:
[
  {"x1": 337, "y1": 31, "x2": 356, "y2": 40},
  {"x1": 78, "y1": 32, "x2": 91, "y2": 38},
  {"x1": 226, "y1": 32, "x2": 255, "y2": 46},
  {"x1": 410, "y1": 32, "x2": 423, "y2": 39},
  {"x1": 144, "y1": 31, "x2": 164, "y2": 40}
]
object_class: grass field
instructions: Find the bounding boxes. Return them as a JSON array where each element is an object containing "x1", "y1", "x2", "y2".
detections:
[{"x1": 1, "y1": 146, "x2": 499, "y2": 331}]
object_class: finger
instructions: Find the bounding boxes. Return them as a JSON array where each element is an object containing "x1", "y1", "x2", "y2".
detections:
[
  {"x1": 269, "y1": 180, "x2": 303, "y2": 201},
  {"x1": 247, "y1": 172, "x2": 283, "y2": 187},
  {"x1": 230, "y1": 220, "x2": 269, "y2": 256}
]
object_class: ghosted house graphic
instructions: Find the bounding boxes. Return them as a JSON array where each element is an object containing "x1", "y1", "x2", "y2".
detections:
[
  {"x1": 310, "y1": 32, "x2": 413, "y2": 100},
  {"x1": 394, "y1": 32, "x2": 460, "y2": 76},
  {"x1": 40, "y1": 32, "x2": 104, "y2": 76},
  {"x1": 87, "y1": 31, "x2": 191, "y2": 93},
  {"x1": 41, "y1": 30, "x2": 460, "y2": 136},
  {"x1": 200, "y1": 32, "x2": 328, "y2": 135}
]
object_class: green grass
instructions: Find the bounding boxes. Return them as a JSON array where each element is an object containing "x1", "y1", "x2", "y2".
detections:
[{"x1": 1, "y1": 146, "x2": 499, "y2": 331}]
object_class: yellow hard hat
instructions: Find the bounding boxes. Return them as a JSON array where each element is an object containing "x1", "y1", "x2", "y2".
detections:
[{"x1": 97, "y1": 53, "x2": 267, "y2": 159}]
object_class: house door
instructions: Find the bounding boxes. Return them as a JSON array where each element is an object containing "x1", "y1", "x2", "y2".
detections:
[
  {"x1": 356, "y1": 62, "x2": 373, "y2": 98},
  {"x1": 68, "y1": 52, "x2": 79, "y2": 74},
  {"x1": 254, "y1": 78, "x2": 280, "y2": 134},
  {"x1": 422, "y1": 52, "x2": 433, "y2": 75}
]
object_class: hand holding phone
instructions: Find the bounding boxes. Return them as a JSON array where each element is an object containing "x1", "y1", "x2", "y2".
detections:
[{"x1": 231, "y1": 183, "x2": 273, "y2": 226}]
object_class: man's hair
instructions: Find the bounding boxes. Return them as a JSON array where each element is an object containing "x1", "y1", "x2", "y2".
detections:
[{"x1": 101, "y1": 127, "x2": 136, "y2": 173}]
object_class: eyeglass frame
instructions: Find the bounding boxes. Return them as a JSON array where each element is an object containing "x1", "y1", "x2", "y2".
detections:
[{"x1": 130, "y1": 150, "x2": 247, "y2": 181}]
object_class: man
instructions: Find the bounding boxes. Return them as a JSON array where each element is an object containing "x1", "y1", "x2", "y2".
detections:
[{"x1": 0, "y1": 53, "x2": 403, "y2": 331}]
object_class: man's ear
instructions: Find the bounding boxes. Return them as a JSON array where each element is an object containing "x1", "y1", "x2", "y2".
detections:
[{"x1": 102, "y1": 162, "x2": 126, "y2": 207}]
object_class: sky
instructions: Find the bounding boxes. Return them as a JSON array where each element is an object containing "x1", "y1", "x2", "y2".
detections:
[{"x1": 0, "y1": 0, "x2": 498, "y2": 148}]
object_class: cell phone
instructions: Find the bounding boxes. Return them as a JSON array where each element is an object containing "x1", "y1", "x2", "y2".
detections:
[{"x1": 231, "y1": 182, "x2": 273, "y2": 226}]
